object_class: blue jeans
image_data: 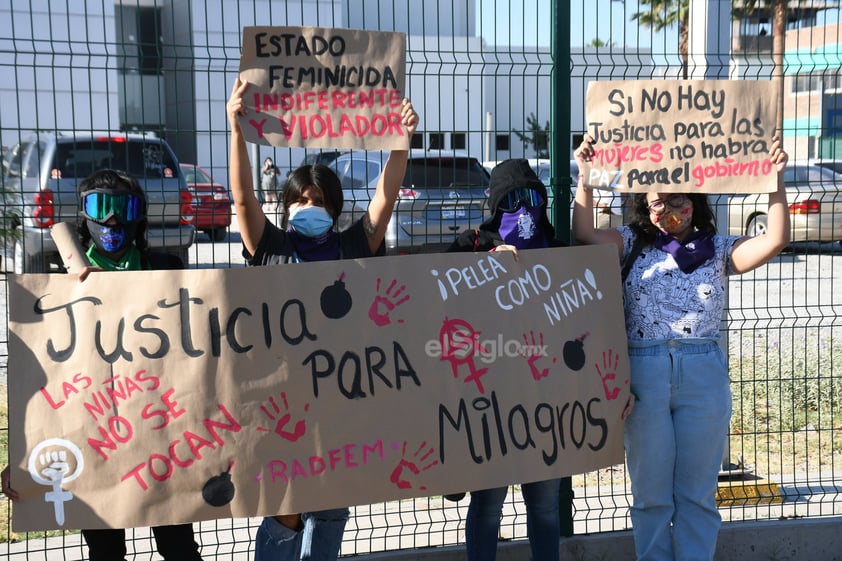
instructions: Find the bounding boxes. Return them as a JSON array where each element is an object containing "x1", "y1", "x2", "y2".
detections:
[
  {"x1": 625, "y1": 340, "x2": 731, "y2": 561},
  {"x1": 465, "y1": 479, "x2": 561, "y2": 561},
  {"x1": 253, "y1": 509, "x2": 349, "y2": 561}
]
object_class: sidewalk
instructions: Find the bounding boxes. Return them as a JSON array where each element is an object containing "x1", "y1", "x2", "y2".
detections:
[{"x1": 4, "y1": 475, "x2": 842, "y2": 560}]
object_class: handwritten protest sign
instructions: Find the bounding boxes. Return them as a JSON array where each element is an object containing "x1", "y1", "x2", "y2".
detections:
[
  {"x1": 237, "y1": 26, "x2": 408, "y2": 150},
  {"x1": 584, "y1": 80, "x2": 780, "y2": 194},
  {"x1": 8, "y1": 246, "x2": 629, "y2": 531}
]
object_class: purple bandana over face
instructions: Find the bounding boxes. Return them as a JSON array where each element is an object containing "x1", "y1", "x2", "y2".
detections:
[
  {"x1": 498, "y1": 205, "x2": 548, "y2": 250},
  {"x1": 654, "y1": 230, "x2": 715, "y2": 273}
]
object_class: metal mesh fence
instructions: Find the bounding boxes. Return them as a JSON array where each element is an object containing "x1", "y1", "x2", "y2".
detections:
[{"x1": 1, "y1": 0, "x2": 842, "y2": 559}]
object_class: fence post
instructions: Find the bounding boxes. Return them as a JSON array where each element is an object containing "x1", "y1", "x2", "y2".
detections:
[{"x1": 551, "y1": 0, "x2": 575, "y2": 538}]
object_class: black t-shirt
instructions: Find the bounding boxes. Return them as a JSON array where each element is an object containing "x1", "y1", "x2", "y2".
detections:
[
  {"x1": 244, "y1": 217, "x2": 382, "y2": 265},
  {"x1": 145, "y1": 252, "x2": 184, "y2": 270}
]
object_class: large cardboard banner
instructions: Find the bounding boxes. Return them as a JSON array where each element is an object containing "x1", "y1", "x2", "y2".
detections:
[
  {"x1": 8, "y1": 246, "x2": 629, "y2": 531},
  {"x1": 584, "y1": 79, "x2": 780, "y2": 194},
  {"x1": 237, "y1": 26, "x2": 408, "y2": 150}
]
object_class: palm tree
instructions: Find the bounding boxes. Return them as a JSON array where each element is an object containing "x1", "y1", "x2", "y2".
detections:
[
  {"x1": 588, "y1": 38, "x2": 617, "y2": 48},
  {"x1": 631, "y1": 0, "x2": 690, "y2": 76},
  {"x1": 630, "y1": 0, "x2": 769, "y2": 78}
]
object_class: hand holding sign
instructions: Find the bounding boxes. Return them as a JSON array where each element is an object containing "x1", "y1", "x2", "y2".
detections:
[
  {"x1": 236, "y1": 26, "x2": 408, "y2": 151},
  {"x1": 582, "y1": 80, "x2": 780, "y2": 194}
]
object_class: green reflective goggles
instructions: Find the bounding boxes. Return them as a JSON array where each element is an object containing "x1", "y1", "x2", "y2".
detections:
[{"x1": 81, "y1": 190, "x2": 144, "y2": 224}]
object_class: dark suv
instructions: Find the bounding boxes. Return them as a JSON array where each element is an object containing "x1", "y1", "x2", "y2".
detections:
[{"x1": 331, "y1": 150, "x2": 491, "y2": 254}]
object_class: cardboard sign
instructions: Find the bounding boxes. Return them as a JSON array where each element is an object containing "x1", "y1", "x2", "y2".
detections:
[
  {"x1": 237, "y1": 26, "x2": 408, "y2": 150},
  {"x1": 584, "y1": 80, "x2": 780, "y2": 194},
  {"x1": 8, "y1": 246, "x2": 629, "y2": 531}
]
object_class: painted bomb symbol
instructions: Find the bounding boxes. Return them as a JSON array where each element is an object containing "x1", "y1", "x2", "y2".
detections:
[
  {"x1": 202, "y1": 461, "x2": 235, "y2": 507},
  {"x1": 321, "y1": 273, "x2": 352, "y2": 319},
  {"x1": 563, "y1": 331, "x2": 590, "y2": 371}
]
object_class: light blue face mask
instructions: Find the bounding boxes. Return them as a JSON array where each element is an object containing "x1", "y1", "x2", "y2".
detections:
[{"x1": 287, "y1": 205, "x2": 334, "y2": 238}]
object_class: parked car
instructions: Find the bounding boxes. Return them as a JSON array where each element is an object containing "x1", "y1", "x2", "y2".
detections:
[
  {"x1": 331, "y1": 150, "x2": 491, "y2": 254},
  {"x1": 727, "y1": 162, "x2": 842, "y2": 242},
  {"x1": 300, "y1": 150, "x2": 346, "y2": 167},
  {"x1": 4, "y1": 132, "x2": 196, "y2": 272},
  {"x1": 180, "y1": 163, "x2": 232, "y2": 242},
  {"x1": 810, "y1": 159, "x2": 842, "y2": 175}
]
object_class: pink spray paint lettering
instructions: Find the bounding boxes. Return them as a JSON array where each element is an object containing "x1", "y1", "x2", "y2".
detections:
[{"x1": 265, "y1": 439, "x2": 386, "y2": 485}]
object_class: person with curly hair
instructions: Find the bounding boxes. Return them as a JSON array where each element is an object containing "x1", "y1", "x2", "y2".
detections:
[{"x1": 572, "y1": 135, "x2": 790, "y2": 561}]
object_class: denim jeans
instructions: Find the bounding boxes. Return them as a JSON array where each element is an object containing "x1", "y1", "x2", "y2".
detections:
[
  {"x1": 465, "y1": 479, "x2": 561, "y2": 561},
  {"x1": 624, "y1": 339, "x2": 731, "y2": 561},
  {"x1": 253, "y1": 509, "x2": 349, "y2": 561}
]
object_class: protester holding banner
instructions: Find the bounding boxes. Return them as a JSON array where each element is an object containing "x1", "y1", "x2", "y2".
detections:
[
  {"x1": 447, "y1": 158, "x2": 565, "y2": 561},
  {"x1": 227, "y1": 76, "x2": 418, "y2": 561},
  {"x1": 572, "y1": 135, "x2": 790, "y2": 561},
  {"x1": 76, "y1": 170, "x2": 203, "y2": 561}
]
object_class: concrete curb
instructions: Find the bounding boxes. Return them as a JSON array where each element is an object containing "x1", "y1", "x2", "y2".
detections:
[{"x1": 358, "y1": 516, "x2": 842, "y2": 561}]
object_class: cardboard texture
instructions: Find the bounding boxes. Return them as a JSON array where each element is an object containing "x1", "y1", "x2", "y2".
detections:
[
  {"x1": 50, "y1": 222, "x2": 88, "y2": 275},
  {"x1": 237, "y1": 25, "x2": 408, "y2": 150},
  {"x1": 584, "y1": 79, "x2": 780, "y2": 194},
  {"x1": 8, "y1": 245, "x2": 629, "y2": 531}
]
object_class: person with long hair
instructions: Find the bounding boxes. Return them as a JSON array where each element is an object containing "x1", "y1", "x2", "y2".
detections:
[
  {"x1": 572, "y1": 135, "x2": 790, "y2": 561},
  {"x1": 79, "y1": 169, "x2": 202, "y2": 561},
  {"x1": 227, "y1": 77, "x2": 419, "y2": 561}
]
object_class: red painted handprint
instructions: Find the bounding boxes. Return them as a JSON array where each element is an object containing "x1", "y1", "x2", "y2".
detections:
[
  {"x1": 369, "y1": 277, "x2": 410, "y2": 326},
  {"x1": 389, "y1": 440, "x2": 439, "y2": 491},
  {"x1": 519, "y1": 331, "x2": 556, "y2": 380},
  {"x1": 595, "y1": 349, "x2": 623, "y2": 400},
  {"x1": 256, "y1": 392, "x2": 310, "y2": 442}
]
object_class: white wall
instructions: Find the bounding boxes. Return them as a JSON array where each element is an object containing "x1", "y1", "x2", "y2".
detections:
[
  {"x1": 1, "y1": 0, "x2": 655, "y2": 184},
  {"x1": 0, "y1": 1, "x2": 120, "y2": 149}
]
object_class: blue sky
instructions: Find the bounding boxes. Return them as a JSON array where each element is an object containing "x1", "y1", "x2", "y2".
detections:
[
  {"x1": 479, "y1": 0, "x2": 842, "y2": 50},
  {"x1": 476, "y1": 0, "x2": 666, "y2": 49}
]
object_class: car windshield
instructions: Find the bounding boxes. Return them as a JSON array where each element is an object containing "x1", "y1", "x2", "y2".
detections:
[
  {"x1": 404, "y1": 157, "x2": 489, "y2": 189},
  {"x1": 183, "y1": 166, "x2": 212, "y2": 184},
  {"x1": 54, "y1": 139, "x2": 177, "y2": 179}
]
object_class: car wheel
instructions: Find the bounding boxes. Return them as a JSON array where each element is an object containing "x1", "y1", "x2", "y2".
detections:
[
  {"x1": 13, "y1": 242, "x2": 50, "y2": 274},
  {"x1": 747, "y1": 215, "x2": 768, "y2": 237},
  {"x1": 208, "y1": 228, "x2": 227, "y2": 242}
]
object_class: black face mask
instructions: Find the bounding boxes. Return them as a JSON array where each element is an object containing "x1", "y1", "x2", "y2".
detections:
[{"x1": 86, "y1": 220, "x2": 137, "y2": 254}]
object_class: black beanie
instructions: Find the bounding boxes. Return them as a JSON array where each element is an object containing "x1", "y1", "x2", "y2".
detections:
[{"x1": 480, "y1": 159, "x2": 554, "y2": 237}]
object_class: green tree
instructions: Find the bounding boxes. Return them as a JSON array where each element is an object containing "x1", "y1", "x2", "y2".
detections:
[
  {"x1": 631, "y1": 0, "x2": 763, "y2": 78},
  {"x1": 513, "y1": 113, "x2": 550, "y2": 159},
  {"x1": 588, "y1": 38, "x2": 616, "y2": 48}
]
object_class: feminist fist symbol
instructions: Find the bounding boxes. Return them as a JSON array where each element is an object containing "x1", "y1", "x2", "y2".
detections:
[
  {"x1": 368, "y1": 277, "x2": 410, "y2": 326},
  {"x1": 389, "y1": 440, "x2": 439, "y2": 491},
  {"x1": 256, "y1": 392, "x2": 310, "y2": 442}
]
